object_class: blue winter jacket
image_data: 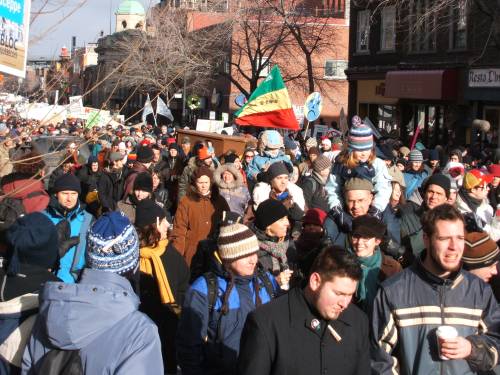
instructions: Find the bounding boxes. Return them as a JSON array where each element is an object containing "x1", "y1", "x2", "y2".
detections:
[
  {"x1": 21, "y1": 269, "x2": 164, "y2": 375},
  {"x1": 403, "y1": 169, "x2": 429, "y2": 199},
  {"x1": 246, "y1": 151, "x2": 292, "y2": 182},
  {"x1": 177, "y1": 267, "x2": 279, "y2": 375},
  {"x1": 43, "y1": 199, "x2": 93, "y2": 283}
]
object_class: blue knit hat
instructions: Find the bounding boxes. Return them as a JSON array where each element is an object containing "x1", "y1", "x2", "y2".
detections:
[
  {"x1": 86, "y1": 211, "x2": 139, "y2": 275},
  {"x1": 348, "y1": 116, "x2": 373, "y2": 151}
]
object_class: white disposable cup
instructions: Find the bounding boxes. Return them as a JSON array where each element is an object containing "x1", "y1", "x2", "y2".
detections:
[{"x1": 436, "y1": 326, "x2": 458, "y2": 360}]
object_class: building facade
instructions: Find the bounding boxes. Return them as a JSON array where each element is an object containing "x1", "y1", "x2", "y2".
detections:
[{"x1": 347, "y1": 0, "x2": 500, "y2": 148}]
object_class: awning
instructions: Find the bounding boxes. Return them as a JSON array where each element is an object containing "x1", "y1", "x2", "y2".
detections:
[{"x1": 385, "y1": 70, "x2": 458, "y2": 100}]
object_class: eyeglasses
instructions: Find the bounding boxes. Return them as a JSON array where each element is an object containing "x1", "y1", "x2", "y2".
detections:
[
  {"x1": 475, "y1": 185, "x2": 490, "y2": 191},
  {"x1": 245, "y1": 155, "x2": 253, "y2": 159}
]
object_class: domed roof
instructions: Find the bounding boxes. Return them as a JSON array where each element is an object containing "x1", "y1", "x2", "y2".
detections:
[{"x1": 116, "y1": 0, "x2": 145, "y2": 15}]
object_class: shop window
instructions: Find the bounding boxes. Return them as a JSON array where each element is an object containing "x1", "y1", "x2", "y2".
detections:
[
  {"x1": 324, "y1": 60, "x2": 347, "y2": 79},
  {"x1": 449, "y1": 0, "x2": 467, "y2": 50},
  {"x1": 357, "y1": 10, "x2": 370, "y2": 53},
  {"x1": 380, "y1": 6, "x2": 396, "y2": 51},
  {"x1": 408, "y1": 0, "x2": 436, "y2": 53}
]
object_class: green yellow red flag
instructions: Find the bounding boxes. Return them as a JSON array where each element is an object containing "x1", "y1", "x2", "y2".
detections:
[{"x1": 234, "y1": 66, "x2": 299, "y2": 130}]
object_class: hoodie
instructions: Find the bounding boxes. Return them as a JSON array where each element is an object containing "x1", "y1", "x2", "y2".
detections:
[{"x1": 21, "y1": 269, "x2": 163, "y2": 375}]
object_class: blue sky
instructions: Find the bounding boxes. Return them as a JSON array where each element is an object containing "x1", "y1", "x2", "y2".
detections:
[{"x1": 29, "y1": 0, "x2": 158, "y2": 59}]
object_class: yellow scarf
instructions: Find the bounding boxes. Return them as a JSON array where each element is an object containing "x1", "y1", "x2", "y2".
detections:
[{"x1": 139, "y1": 239, "x2": 176, "y2": 305}]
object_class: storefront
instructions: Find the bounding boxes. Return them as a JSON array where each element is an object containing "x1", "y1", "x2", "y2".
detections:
[
  {"x1": 464, "y1": 68, "x2": 500, "y2": 147},
  {"x1": 356, "y1": 79, "x2": 398, "y2": 134},
  {"x1": 384, "y1": 69, "x2": 461, "y2": 147}
]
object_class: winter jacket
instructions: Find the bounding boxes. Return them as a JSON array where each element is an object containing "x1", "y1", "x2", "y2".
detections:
[
  {"x1": 122, "y1": 161, "x2": 150, "y2": 199},
  {"x1": 299, "y1": 171, "x2": 329, "y2": 211},
  {"x1": 177, "y1": 157, "x2": 218, "y2": 202},
  {"x1": 177, "y1": 260, "x2": 278, "y2": 375},
  {"x1": 325, "y1": 157, "x2": 392, "y2": 212},
  {"x1": 98, "y1": 168, "x2": 124, "y2": 212},
  {"x1": 252, "y1": 181, "x2": 305, "y2": 212},
  {"x1": 21, "y1": 269, "x2": 163, "y2": 375},
  {"x1": 76, "y1": 166, "x2": 101, "y2": 198},
  {"x1": 403, "y1": 168, "x2": 430, "y2": 199},
  {"x1": 170, "y1": 188, "x2": 229, "y2": 266},
  {"x1": 456, "y1": 191, "x2": 500, "y2": 241},
  {"x1": 213, "y1": 164, "x2": 250, "y2": 217},
  {"x1": 399, "y1": 201, "x2": 426, "y2": 261},
  {"x1": 1, "y1": 173, "x2": 49, "y2": 214},
  {"x1": 0, "y1": 145, "x2": 13, "y2": 178},
  {"x1": 43, "y1": 199, "x2": 93, "y2": 283},
  {"x1": 237, "y1": 287, "x2": 370, "y2": 375},
  {"x1": 0, "y1": 265, "x2": 59, "y2": 375},
  {"x1": 371, "y1": 252, "x2": 500, "y2": 375},
  {"x1": 246, "y1": 151, "x2": 292, "y2": 182}
]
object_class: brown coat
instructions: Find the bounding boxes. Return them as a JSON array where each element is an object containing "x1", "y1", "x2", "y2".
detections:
[
  {"x1": 379, "y1": 254, "x2": 403, "y2": 282},
  {"x1": 170, "y1": 188, "x2": 229, "y2": 266}
]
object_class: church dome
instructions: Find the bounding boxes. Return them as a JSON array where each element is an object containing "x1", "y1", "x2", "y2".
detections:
[{"x1": 116, "y1": 0, "x2": 145, "y2": 15}]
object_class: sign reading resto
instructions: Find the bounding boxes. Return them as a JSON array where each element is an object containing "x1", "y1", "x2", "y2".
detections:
[{"x1": 469, "y1": 69, "x2": 500, "y2": 87}]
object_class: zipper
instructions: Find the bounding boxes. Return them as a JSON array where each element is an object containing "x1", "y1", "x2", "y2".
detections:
[{"x1": 439, "y1": 281, "x2": 450, "y2": 375}]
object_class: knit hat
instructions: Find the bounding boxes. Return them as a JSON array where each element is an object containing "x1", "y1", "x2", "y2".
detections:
[
  {"x1": 303, "y1": 208, "x2": 327, "y2": 227},
  {"x1": 424, "y1": 174, "x2": 451, "y2": 197},
  {"x1": 376, "y1": 144, "x2": 394, "y2": 161},
  {"x1": 344, "y1": 177, "x2": 374, "y2": 192},
  {"x1": 312, "y1": 155, "x2": 331, "y2": 173},
  {"x1": 109, "y1": 152, "x2": 123, "y2": 162},
  {"x1": 192, "y1": 165, "x2": 213, "y2": 182},
  {"x1": 135, "y1": 199, "x2": 166, "y2": 228},
  {"x1": 399, "y1": 147, "x2": 410, "y2": 158},
  {"x1": 267, "y1": 161, "x2": 290, "y2": 181},
  {"x1": 387, "y1": 165, "x2": 406, "y2": 188},
  {"x1": 488, "y1": 164, "x2": 500, "y2": 178},
  {"x1": 408, "y1": 149, "x2": 423, "y2": 162},
  {"x1": 463, "y1": 232, "x2": 500, "y2": 270},
  {"x1": 137, "y1": 146, "x2": 154, "y2": 163},
  {"x1": 53, "y1": 173, "x2": 81, "y2": 194},
  {"x1": 463, "y1": 169, "x2": 494, "y2": 190},
  {"x1": 197, "y1": 146, "x2": 211, "y2": 160},
  {"x1": 87, "y1": 155, "x2": 98, "y2": 166},
  {"x1": 86, "y1": 211, "x2": 139, "y2": 275},
  {"x1": 133, "y1": 172, "x2": 153, "y2": 193},
  {"x1": 284, "y1": 137, "x2": 298, "y2": 150},
  {"x1": 429, "y1": 149, "x2": 440, "y2": 161},
  {"x1": 305, "y1": 137, "x2": 318, "y2": 150},
  {"x1": 348, "y1": 116, "x2": 373, "y2": 151},
  {"x1": 308, "y1": 146, "x2": 320, "y2": 156},
  {"x1": 5, "y1": 212, "x2": 59, "y2": 275},
  {"x1": 254, "y1": 199, "x2": 288, "y2": 231},
  {"x1": 351, "y1": 215, "x2": 386, "y2": 239},
  {"x1": 217, "y1": 222, "x2": 259, "y2": 260}
]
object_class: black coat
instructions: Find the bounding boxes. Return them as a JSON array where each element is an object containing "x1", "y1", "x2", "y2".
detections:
[{"x1": 237, "y1": 287, "x2": 370, "y2": 375}]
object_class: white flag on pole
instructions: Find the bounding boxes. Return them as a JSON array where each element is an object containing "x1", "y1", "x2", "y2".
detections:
[
  {"x1": 142, "y1": 94, "x2": 154, "y2": 123},
  {"x1": 156, "y1": 96, "x2": 174, "y2": 122}
]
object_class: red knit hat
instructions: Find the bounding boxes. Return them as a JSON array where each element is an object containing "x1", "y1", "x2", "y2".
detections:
[
  {"x1": 197, "y1": 146, "x2": 211, "y2": 160},
  {"x1": 303, "y1": 208, "x2": 327, "y2": 227},
  {"x1": 488, "y1": 164, "x2": 500, "y2": 178}
]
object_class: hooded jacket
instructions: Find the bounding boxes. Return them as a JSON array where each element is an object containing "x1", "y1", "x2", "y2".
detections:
[
  {"x1": 213, "y1": 164, "x2": 250, "y2": 217},
  {"x1": 21, "y1": 269, "x2": 163, "y2": 375},
  {"x1": 1, "y1": 173, "x2": 49, "y2": 214}
]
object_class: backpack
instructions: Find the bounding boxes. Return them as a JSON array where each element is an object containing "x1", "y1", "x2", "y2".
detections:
[
  {"x1": 37, "y1": 349, "x2": 83, "y2": 375},
  {"x1": 0, "y1": 197, "x2": 26, "y2": 229}
]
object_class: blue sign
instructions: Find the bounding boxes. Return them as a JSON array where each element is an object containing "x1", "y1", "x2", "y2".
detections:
[
  {"x1": 0, "y1": 0, "x2": 25, "y2": 25},
  {"x1": 304, "y1": 92, "x2": 323, "y2": 122},
  {"x1": 235, "y1": 93, "x2": 247, "y2": 108}
]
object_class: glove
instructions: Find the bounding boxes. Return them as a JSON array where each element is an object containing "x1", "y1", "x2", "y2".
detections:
[
  {"x1": 368, "y1": 206, "x2": 383, "y2": 220},
  {"x1": 328, "y1": 206, "x2": 353, "y2": 233},
  {"x1": 56, "y1": 220, "x2": 80, "y2": 258}
]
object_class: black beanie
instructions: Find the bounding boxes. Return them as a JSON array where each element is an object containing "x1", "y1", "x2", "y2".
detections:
[
  {"x1": 6, "y1": 212, "x2": 59, "y2": 275},
  {"x1": 224, "y1": 153, "x2": 239, "y2": 164},
  {"x1": 134, "y1": 172, "x2": 153, "y2": 193},
  {"x1": 267, "y1": 161, "x2": 290, "y2": 181},
  {"x1": 424, "y1": 173, "x2": 451, "y2": 198},
  {"x1": 137, "y1": 146, "x2": 154, "y2": 163},
  {"x1": 135, "y1": 199, "x2": 166, "y2": 228},
  {"x1": 255, "y1": 199, "x2": 288, "y2": 231},
  {"x1": 53, "y1": 173, "x2": 81, "y2": 194}
]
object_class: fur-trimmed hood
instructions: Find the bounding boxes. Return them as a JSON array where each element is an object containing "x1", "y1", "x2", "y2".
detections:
[{"x1": 213, "y1": 163, "x2": 243, "y2": 190}]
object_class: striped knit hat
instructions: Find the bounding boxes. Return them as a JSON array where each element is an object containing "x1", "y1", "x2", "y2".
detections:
[
  {"x1": 217, "y1": 222, "x2": 259, "y2": 261},
  {"x1": 408, "y1": 149, "x2": 423, "y2": 162},
  {"x1": 86, "y1": 211, "x2": 139, "y2": 275},
  {"x1": 348, "y1": 116, "x2": 373, "y2": 151},
  {"x1": 463, "y1": 232, "x2": 500, "y2": 270}
]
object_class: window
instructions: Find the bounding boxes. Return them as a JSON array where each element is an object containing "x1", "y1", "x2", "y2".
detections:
[
  {"x1": 324, "y1": 60, "x2": 347, "y2": 79},
  {"x1": 380, "y1": 6, "x2": 396, "y2": 51},
  {"x1": 259, "y1": 56, "x2": 270, "y2": 78},
  {"x1": 408, "y1": 0, "x2": 436, "y2": 53},
  {"x1": 449, "y1": 0, "x2": 467, "y2": 49},
  {"x1": 357, "y1": 10, "x2": 370, "y2": 53}
]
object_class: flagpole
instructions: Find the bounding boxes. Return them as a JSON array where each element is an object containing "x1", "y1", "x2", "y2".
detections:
[
  {"x1": 153, "y1": 111, "x2": 159, "y2": 128},
  {"x1": 303, "y1": 120, "x2": 310, "y2": 138}
]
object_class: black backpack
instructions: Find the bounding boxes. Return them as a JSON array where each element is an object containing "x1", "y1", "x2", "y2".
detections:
[{"x1": 37, "y1": 349, "x2": 83, "y2": 375}]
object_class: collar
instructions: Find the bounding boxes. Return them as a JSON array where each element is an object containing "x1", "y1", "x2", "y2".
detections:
[{"x1": 414, "y1": 250, "x2": 464, "y2": 288}]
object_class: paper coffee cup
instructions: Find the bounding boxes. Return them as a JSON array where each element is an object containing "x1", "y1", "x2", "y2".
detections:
[{"x1": 436, "y1": 326, "x2": 458, "y2": 360}]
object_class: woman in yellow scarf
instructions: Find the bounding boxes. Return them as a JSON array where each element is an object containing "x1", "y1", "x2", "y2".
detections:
[{"x1": 135, "y1": 198, "x2": 190, "y2": 375}]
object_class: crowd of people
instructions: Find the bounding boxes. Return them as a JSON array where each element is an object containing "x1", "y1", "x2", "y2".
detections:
[{"x1": 0, "y1": 114, "x2": 499, "y2": 375}]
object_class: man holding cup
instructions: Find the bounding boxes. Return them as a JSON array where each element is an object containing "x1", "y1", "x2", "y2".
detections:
[{"x1": 371, "y1": 204, "x2": 500, "y2": 374}]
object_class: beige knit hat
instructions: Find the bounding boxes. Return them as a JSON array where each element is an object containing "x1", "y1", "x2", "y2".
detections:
[{"x1": 217, "y1": 223, "x2": 259, "y2": 261}]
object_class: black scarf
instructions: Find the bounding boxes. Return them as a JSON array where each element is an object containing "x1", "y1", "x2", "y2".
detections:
[{"x1": 459, "y1": 187, "x2": 482, "y2": 213}]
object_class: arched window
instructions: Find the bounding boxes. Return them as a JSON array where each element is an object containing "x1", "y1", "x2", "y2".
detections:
[{"x1": 121, "y1": 20, "x2": 127, "y2": 29}]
